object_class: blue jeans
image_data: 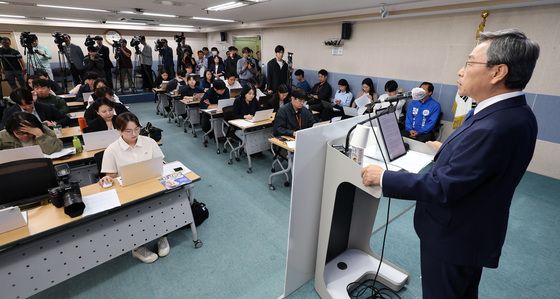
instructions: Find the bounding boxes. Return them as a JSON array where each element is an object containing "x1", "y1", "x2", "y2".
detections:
[{"x1": 4, "y1": 70, "x2": 25, "y2": 90}]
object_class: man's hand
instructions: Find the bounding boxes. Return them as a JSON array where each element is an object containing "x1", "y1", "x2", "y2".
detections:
[
  {"x1": 203, "y1": 99, "x2": 210, "y2": 105},
  {"x1": 43, "y1": 120, "x2": 56, "y2": 127},
  {"x1": 409, "y1": 130, "x2": 418, "y2": 138},
  {"x1": 361, "y1": 165, "x2": 384, "y2": 186},
  {"x1": 426, "y1": 140, "x2": 442, "y2": 151},
  {"x1": 243, "y1": 114, "x2": 253, "y2": 120}
]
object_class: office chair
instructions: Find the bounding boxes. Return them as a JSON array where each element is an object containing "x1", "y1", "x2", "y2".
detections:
[{"x1": 221, "y1": 106, "x2": 242, "y2": 162}]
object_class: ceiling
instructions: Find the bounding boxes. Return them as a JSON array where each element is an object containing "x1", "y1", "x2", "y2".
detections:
[{"x1": 0, "y1": 0, "x2": 556, "y2": 32}]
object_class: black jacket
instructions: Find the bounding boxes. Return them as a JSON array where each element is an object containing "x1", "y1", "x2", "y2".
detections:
[
  {"x1": 83, "y1": 115, "x2": 117, "y2": 133},
  {"x1": 83, "y1": 56, "x2": 105, "y2": 78},
  {"x1": 233, "y1": 97, "x2": 258, "y2": 119},
  {"x1": 266, "y1": 58, "x2": 289, "y2": 92},
  {"x1": 310, "y1": 82, "x2": 333, "y2": 103},
  {"x1": 200, "y1": 88, "x2": 230, "y2": 109},
  {"x1": 265, "y1": 93, "x2": 291, "y2": 113},
  {"x1": 179, "y1": 85, "x2": 204, "y2": 97},
  {"x1": 84, "y1": 100, "x2": 129, "y2": 124},
  {"x1": 224, "y1": 54, "x2": 241, "y2": 77},
  {"x1": 2, "y1": 102, "x2": 70, "y2": 128},
  {"x1": 98, "y1": 45, "x2": 114, "y2": 69},
  {"x1": 273, "y1": 103, "x2": 314, "y2": 137}
]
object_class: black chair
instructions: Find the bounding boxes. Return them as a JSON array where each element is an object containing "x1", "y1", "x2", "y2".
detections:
[
  {"x1": 88, "y1": 150, "x2": 105, "y2": 183},
  {"x1": 221, "y1": 106, "x2": 242, "y2": 163}
]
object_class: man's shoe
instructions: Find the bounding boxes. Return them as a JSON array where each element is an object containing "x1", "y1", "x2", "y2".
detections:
[
  {"x1": 132, "y1": 246, "x2": 158, "y2": 263},
  {"x1": 157, "y1": 237, "x2": 170, "y2": 257}
]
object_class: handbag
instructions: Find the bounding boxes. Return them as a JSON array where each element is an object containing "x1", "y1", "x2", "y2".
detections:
[{"x1": 140, "y1": 122, "x2": 163, "y2": 142}]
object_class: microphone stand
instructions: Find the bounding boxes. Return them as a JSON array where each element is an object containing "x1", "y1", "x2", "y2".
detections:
[{"x1": 344, "y1": 103, "x2": 396, "y2": 154}]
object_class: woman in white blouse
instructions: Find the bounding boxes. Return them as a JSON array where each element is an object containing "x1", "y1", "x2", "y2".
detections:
[
  {"x1": 99, "y1": 112, "x2": 167, "y2": 264},
  {"x1": 333, "y1": 78, "x2": 353, "y2": 107}
]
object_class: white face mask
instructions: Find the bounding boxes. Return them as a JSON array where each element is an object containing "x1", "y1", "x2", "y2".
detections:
[{"x1": 212, "y1": 51, "x2": 218, "y2": 56}]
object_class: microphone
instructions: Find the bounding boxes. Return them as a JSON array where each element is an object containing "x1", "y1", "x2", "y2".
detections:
[{"x1": 370, "y1": 91, "x2": 413, "y2": 105}]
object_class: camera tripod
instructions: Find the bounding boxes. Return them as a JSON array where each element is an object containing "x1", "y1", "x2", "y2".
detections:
[
  {"x1": 56, "y1": 47, "x2": 69, "y2": 94},
  {"x1": 133, "y1": 47, "x2": 142, "y2": 92}
]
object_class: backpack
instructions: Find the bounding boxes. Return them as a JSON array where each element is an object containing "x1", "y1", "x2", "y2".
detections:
[
  {"x1": 140, "y1": 122, "x2": 163, "y2": 142},
  {"x1": 191, "y1": 199, "x2": 209, "y2": 226}
]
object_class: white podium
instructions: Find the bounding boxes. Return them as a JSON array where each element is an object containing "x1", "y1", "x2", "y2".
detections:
[{"x1": 314, "y1": 139, "x2": 409, "y2": 298}]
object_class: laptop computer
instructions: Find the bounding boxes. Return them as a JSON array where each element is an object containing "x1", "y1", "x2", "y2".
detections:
[
  {"x1": 193, "y1": 93, "x2": 205, "y2": 102},
  {"x1": 82, "y1": 130, "x2": 120, "y2": 151},
  {"x1": 248, "y1": 109, "x2": 274, "y2": 123},
  {"x1": 0, "y1": 145, "x2": 43, "y2": 164},
  {"x1": 229, "y1": 88, "x2": 242, "y2": 98},
  {"x1": 0, "y1": 206, "x2": 27, "y2": 234},
  {"x1": 217, "y1": 98, "x2": 235, "y2": 111},
  {"x1": 118, "y1": 156, "x2": 164, "y2": 187},
  {"x1": 82, "y1": 92, "x2": 93, "y2": 102}
]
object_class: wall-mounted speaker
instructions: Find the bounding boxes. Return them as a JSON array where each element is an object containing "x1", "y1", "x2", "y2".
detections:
[
  {"x1": 341, "y1": 22, "x2": 352, "y2": 40},
  {"x1": 220, "y1": 32, "x2": 227, "y2": 42}
]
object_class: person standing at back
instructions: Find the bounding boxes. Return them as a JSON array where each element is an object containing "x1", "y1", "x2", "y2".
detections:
[
  {"x1": 63, "y1": 34, "x2": 85, "y2": 86},
  {"x1": 94, "y1": 36, "x2": 114, "y2": 88},
  {"x1": 139, "y1": 36, "x2": 154, "y2": 91},
  {"x1": 267, "y1": 45, "x2": 289, "y2": 93},
  {"x1": 362, "y1": 28, "x2": 540, "y2": 299},
  {"x1": 0, "y1": 37, "x2": 26, "y2": 90}
]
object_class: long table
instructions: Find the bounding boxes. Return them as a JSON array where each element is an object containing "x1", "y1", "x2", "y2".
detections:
[{"x1": 0, "y1": 170, "x2": 201, "y2": 299}]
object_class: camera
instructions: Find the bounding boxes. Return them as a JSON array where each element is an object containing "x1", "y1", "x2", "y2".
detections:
[
  {"x1": 112, "y1": 39, "x2": 121, "y2": 49},
  {"x1": 154, "y1": 39, "x2": 166, "y2": 52},
  {"x1": 48, "y1": 181, "x2": 85, "y2": 218},
  {"x1": 287, "y1": 52, "x2": 293, "y2": 65},
  {"x1": 20, "y1": 32, "x2": 37, "y2": 51},
  {"x1": 84, "y1": 35, "x2": 95, "y2": 48},
  {"x1": 52, "y1": 32, "x2": 66, "y2": 51},
  {"x1": 174, "y1": 33, "x2": 185, "y2": 44},
  {"x1": 130, "y1": 36, "x2": 142, "y2": 47}
]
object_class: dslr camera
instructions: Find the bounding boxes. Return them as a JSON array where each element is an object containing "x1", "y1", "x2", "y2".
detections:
[
  {"x1": 20, "y1": 32, "x2": 37, "y2": 51},
  {"x1": 154, "y1": 39, "x2": 166, "y2": 52},
  {"x1": 174, "y1": 33, "x2": 185, "y2": 43},
  {"x1": 84, "y1": 35, "x2": 96, "y2": 47},
  {"x1": 48, "y1": 164, "x2": 85, "y2": 218}
]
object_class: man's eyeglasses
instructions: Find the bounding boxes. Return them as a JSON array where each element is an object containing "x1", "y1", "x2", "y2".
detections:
[
  {"x1": 464, "y1": 60, "x2": 488, "y2": 69},
  {"x1": 123, "y1": 127, "x2": 142, "y2": 134}
]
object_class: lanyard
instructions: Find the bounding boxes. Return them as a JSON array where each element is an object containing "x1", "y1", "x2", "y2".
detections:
[{"x1": 295, "y1": 112, "x2": 302, "y2": 130}]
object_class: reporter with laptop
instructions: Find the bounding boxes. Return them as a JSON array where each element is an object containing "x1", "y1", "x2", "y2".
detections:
[
  {"x1": 273, "y1": 88, "x2": 314, "y2": 137},
  {"x1": 232, "y1": 85, "x2": 258, "y2": 120},
  {"x1": 98, "y1": 112, "x2": 168, "y2": 263},
  {"x1": 82, "y1": 98, "x2": 118, "y2": 133},
  {"x1": 0, "y1": 112, "x2": 62, "y2": 154},
  {"x1": 199, "y1": 80, "x2": 230, "y2": 134}
]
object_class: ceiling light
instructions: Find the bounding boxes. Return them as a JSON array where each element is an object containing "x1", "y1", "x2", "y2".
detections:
[
  {"x1": 160, "y1": 24, "x2": 194, "y2": 28},
  {"x1": 142, "y1": 12, "x2": 177, "y2": 18},
  {"x1": 0, "y1": 2, "x2": 9, "y2": 4},
  {"x1": 37, "y1": 4, "x2": 109, "y2": 12},
  {"x1": 205, "y1": 1, "x2": 247, "y2": 11},
  {"x1": 105, "y1": 21, "x2": 147, "y2": 26},
  {"x1": 45, "y1": 17, "x2": 97, "y2": 23},
  {"x1": 119, "y1": 11, "x2": 136, "y2": 15},
  {"x1": 191, "y1": 16, "x2": 235, "y2": 23},
  {"x1": 0, "y1": 14, "x2": 26, "y2": 19}
]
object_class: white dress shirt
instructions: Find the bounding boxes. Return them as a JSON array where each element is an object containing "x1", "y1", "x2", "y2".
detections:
[{"x1": 101, "y1": 135, "x2": 164, "y2": 174}]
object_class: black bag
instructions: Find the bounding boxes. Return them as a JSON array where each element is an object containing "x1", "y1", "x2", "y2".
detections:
[
  {"x1": 140, "y1": 122, "x2": 163, "y2": 142},
  {"x1": 191, "y1": 199, "x2": 209, "y2": 226}
]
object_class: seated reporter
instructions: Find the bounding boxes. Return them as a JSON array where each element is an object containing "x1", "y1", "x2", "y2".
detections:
[
  {"x1": 83, "y1": 98, "x2": 117, "y2": 133},
  {"x1": 33, "y1": 78, "x2": 69, "y2": 114},
  {"x1": 0, "y1": 112, "x2": 63, "y2": 154},
  {"x1": 232, "y1": 85, "x2": 258, "y2": 120},
  {"x1": 76, "y1": 72, "x2": 99, "y2": 102},
  {"x1": 265, "y1": 84, "x2": 290, "y2": 112},
  {"x1": 84, "y1": 87, "x2": 128, "y2": 124},
  {"x1": 36, "y1": 69, "x2": 63, "y2": 95},
  {"x1": 179, "y1": 75, "x2": 204, "y2": 97},
  {"x1": 273, "y1": 88, "x2": 314, "y2": 137},
  {"x1": 199, "y1": 79, "x2": 230, "y2": 134},
  {"x1": 98, "y1": 112, "x2": 167, "y2": 264},
  {"x1": 2, "y1": 88, "x2": 69, "y2": 128},
  {"x1": 86, "y1": 79, "x2": 121, "y2": 107}
]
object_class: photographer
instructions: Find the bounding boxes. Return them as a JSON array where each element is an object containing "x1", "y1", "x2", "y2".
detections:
[
  {"x1": 138, "y1": 36, "x2": 154, "y2": 91},
  {"x1": 0, "y1": 37, "x2": 26, "y2": 90},
  {"x1": 236, "y1": 47, "x2": 257, "y2": 87},
  {"x1": 116, "y1": 39, "x2": 135, "y2": 93},
  {"x1": 266, "y1": 45, "x2": 290, "y2": 93},
  {"x1": 159, "y1": 39, "x2": 175, "y2": 78},
  {"x1": 83, "y1": 46, "x2": 105, "y2": 79},
  {"x1": 94, "y1": 36, "x2": 114, "y2": 88},
  {"x1": 63, "y1": 34, "x2": 85, "y2": 85},
  {"x1": 30, "y1": 35, "x2": 54, "y2": 80}
]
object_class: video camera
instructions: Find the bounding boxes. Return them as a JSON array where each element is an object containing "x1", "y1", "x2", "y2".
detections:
[
  {"x1": 130, "y1": 36, "x2": 142, "y2": 47},
  {"x1": 52, "y1": 32, "x2": 66, "y2": 51},
  {"x1": 174, "y1": 33, "x2": 185, "y2": 44},
  {"x1": 20, "y1": 32, "x2": 37, "y2": 51},
  {"x1": 154, "y1": 39, "x2": 166, "y2": 52},
  {"x1": 84, "y1": 35, "x2": 95, "y2": 48},
  {"x1": 112, "y1": 39, "x2": 121, "y2": 49}
]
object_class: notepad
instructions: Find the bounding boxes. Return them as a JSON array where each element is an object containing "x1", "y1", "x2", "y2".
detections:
[
  {"x1": 82, "y1": 189, "x2": 121, "y2": 217},
  {"x1": 44, "y1": 147, "x2": 76, "y2": 159}
]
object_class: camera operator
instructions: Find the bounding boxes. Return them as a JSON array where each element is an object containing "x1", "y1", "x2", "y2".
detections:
[
  {"x1": 138, "y1": 36, "x2": 154, "y2": 91},
  {"x1": 83, "y1": 46, "x2": 105, "y2": 79},
  {"x1": 0, "y1": 37, "x2": 26, "y2": 90},
  {"x1": 94, "y1": 36, "x2": 114, "y2": 88},
  {"x1": 116, "y1": 39, "x2": 135, "y2": 93},
  {"x1": 266, "y1": 45, "x2": 290, "y2": 93},
  {"x1": 159, "y1": 39, "x2": 175, "y2": 78},
  {"x1": 63, "y1": 34, "x2": 85, "y2": 85},
  {"x1": 236, "y1": 47, "x2": 257, "y2": 88},
  {"x1": 30, "y1": 35, "x2": 54, "y2": 80}
]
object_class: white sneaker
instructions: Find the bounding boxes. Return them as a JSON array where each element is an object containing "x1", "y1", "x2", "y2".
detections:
[
  {"x1": 157, "y1": 236, "x2": 170, "y2": 257},
  {"x1": 132, "y1": 246, "x2": 158, "y2": 263}
]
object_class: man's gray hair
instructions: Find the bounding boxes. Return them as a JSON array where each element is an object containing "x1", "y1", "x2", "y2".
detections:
[{"x1": 479, "y1": 28, "x2": 540, "y2": 90}]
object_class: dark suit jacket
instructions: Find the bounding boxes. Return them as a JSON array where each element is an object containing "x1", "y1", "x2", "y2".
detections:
[
  {"x1": 382, "y1": 95, "x2": 537, "y2": 268},
  {"x1": 67, "y1": 44, "x2": 85, "y2": 70},
  {"x1": 2, "y1": 102, "x2": 70, "y2": 128},
  {"x1": 83, "y1": 116, "x2": 117, "y2": 133},
  {"x1": 98, "y1": 45, "x2": 113, "y2": 69},
  {"x1": 273, "y1": 103, "x2": 314, "y2": 137},
  {"x1": 84, "y1": 100, "x2": 129, "y2": 124},
  {"x1": 266, "y1": 58, "x2": 289, "y2": 92}
]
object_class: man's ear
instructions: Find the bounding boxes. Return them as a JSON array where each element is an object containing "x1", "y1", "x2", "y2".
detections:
[{"x1": 490, "y1": 64, "x2": 509, "y2": 85}]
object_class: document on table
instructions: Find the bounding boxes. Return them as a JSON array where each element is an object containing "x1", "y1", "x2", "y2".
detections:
[
  {"x1": 82, "y1": 189, "x2": 121, "y2": 217},
  {"x1": 389, "y1": 150, "x2": 434, "y2": 173},
  {"x1": 44, "y1": 147, "x2": 76, "y2": 159},
  {"x1": 353, "y1": 94, "x2": 370, "y2": 108},
  {"x1": 229, "y1": 119, "x2": 255, "y2": 128},
  {"x1": 286, "y1": 141, "x2": 296, "y2": 149}
]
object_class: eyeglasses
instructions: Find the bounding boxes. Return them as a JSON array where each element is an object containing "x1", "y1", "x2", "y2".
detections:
[
  {"x1": 464, "y1": 60, "x2": 488, "y2": 69},
  {"x1": 123, "y1": 127, "x2": 142, "y2": 134},
  {"x1": 13, "y1": 131, "x2": 31, "y2": 136}
]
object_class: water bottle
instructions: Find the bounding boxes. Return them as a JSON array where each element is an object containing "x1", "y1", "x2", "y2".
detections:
[{"x1": 72, "y1": 136, "x2": 83, "y2": 153}]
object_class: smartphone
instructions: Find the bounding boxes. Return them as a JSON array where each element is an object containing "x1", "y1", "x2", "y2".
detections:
[{"x1": 173, "y1": 167, "x2": 183, "y2": 172}]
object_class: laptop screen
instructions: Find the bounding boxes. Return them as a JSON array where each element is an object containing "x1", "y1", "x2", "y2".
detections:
[{"x1": 376, "y1": 109, "x2": 407, "y2": 161}]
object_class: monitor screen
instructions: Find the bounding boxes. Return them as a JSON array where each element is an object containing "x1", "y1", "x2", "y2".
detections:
[
  {"x1": 0, "y1": 158, "x2": 58, "y2": 208},
  {"x1": 376, "y1": 109, "x2": 407, "y2": 161}
]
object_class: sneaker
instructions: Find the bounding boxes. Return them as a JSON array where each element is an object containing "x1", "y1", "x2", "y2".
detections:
[
  {"x1": 132, "y1": 246, "x2": 158, "y2": 263},
  {"x1": 157, "y1": 237, "x2": 170, "y2": 257}
]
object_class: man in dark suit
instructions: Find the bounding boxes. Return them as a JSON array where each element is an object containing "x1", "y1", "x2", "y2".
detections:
[
  {"x1": 94, "y1": 36, "x2": 114, "y2": 88},
  {"x1": 362, "y1": 29, "x2": 540, "y2": 299},
  {"x1": 2, "y1": 88, "x2": 70, "y2": 129},
  {"x1": 63, "y1": 34, "x2": 84, "y2": 85}
]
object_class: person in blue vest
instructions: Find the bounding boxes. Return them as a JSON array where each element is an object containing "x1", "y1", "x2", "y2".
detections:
[
  {"x1": 362, "y1": 28, "x2": 539, "y2": 299},
  {"x1": 401, "y1": 81, "x2": 441, "y2": 142}
]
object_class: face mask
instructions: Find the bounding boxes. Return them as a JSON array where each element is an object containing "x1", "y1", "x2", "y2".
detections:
[{"x1": 212, "y1": 51, "x2": 218, "y2": 56}]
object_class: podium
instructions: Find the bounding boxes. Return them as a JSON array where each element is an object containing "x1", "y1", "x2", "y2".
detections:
[{"x1": 314, "y1": 139, "x2": 409, "y2": 298}]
